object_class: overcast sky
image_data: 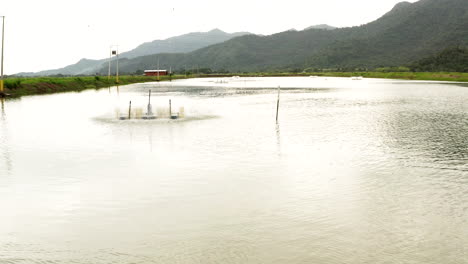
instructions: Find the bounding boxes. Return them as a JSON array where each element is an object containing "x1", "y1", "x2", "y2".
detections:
[{"x1": 1, "y1": 0, "x2": 417, "y2": 74}]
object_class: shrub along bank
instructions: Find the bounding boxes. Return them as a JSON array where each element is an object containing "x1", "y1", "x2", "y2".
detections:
[{"x1": 1, "y1": 75, "x2": 184, "y2": 97}]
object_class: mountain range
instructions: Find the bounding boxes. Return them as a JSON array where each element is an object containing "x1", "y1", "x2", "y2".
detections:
[
  {"x1": 16, "y1": 0, "x2": 468, "y2": 76},
  {"x1": 16, "y1": 29, "x2": 251, "y2": 76}
]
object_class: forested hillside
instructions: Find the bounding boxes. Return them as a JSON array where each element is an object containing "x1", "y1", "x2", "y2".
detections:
[{"x1": 409, "y1": 46, "x2": 468, "y2": 72}]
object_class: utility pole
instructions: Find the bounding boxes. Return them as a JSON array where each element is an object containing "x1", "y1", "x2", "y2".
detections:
[
  {"x1": 108, "y1": 46, "x2": 112, "y2": 80},
  {"x1": 109, "y1": 45, "x2": 119, "y2": 83},
  {"x1": 157, "y1": 58, "x2": 160, "y2": 81},
  {"x1": 116, "y1": 47, "x2": 119, "y2": 83},
  {"x1": 169, "y1": 66, "x2": 172, "y2": 81}
]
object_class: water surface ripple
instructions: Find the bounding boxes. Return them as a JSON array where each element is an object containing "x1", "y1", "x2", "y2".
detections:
[{"x1": 0, "y1": 77, "x2": 467, "y2": 264}]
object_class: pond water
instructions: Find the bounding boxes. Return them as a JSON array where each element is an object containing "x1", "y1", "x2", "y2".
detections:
[{"x1": 0, "y1": 77, "x2": 467, "y2": 264}]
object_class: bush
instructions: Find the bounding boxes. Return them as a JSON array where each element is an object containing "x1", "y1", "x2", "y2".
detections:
[
  {"x1": 376, "y1": 66, "x2": 410, "y2": 72},
  {"x1": 5, "y1": 79, "x2": 22, "y2": 89}
]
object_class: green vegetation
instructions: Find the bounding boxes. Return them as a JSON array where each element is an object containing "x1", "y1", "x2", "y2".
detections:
[
  {"x1": 409, "y1": 47, "x2": 468, "y2": 72},
  {"x1": 2, "y1": 71, "x2": 467, "y2": 98},
  {"x1": 2, "y1": 75, "x2": 186, "y2": 97}
]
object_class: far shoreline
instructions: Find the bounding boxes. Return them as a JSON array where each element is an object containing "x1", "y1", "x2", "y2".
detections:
[
  {"x1": 198, "y1": 72, "x2": 468, "y2": 82},
  {"x1": 1, "y1": 72, "x2": 467, "y2": 98}
]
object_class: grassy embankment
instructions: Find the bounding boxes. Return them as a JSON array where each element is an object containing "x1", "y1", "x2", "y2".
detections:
[{"x1": 1, "y1": 75, "x2": 186, "y2": 97}]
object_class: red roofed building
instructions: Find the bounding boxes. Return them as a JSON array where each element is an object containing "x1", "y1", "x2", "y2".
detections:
[{"x1": 144, "y1": 70, "x2": 168, "y2": 76}]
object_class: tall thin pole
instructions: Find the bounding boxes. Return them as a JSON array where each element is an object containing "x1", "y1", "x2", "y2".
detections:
[
  {"x1": 169, "y1": 66, "x2": 172, "y2": 81},
  {"x1": 108, "y1": 46, "x2": 111, "y2": 80},
  {"x1": 276, "y1": 86, "x2": 280, "y2": 122},
  {"x1": 1, "y1": 16, "x2": 5, "y2": 93},
  {"x1": 116, "y1": 47, "x2": 119, "y2": 83},
  {"x1": 157, "y1": 58, "x2": 160, "y2": 81}
]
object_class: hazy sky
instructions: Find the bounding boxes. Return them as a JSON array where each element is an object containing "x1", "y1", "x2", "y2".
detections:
[{"x1": 1, "y1": 0, "x2": 417, "y2": 74}]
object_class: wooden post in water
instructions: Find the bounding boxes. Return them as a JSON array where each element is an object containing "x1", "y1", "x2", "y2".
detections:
[
  {"x1": 128, "y1": 101, "x2": 132, "y2": 119},
  {"x1": 147, "y1": 89, "x2": 152, "y2": 116},
  {"x1": 169, "y1": 99, "x2": 172, "y2": 117},
  {"x1": 276, "y1": 86, "x2": 281, "y2": 122}
]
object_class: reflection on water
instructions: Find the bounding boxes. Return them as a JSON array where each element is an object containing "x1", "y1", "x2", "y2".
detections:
[
  {"x1": 0, "y1": 77, "x2": 467, "y2": 264},
  {"x1": 275, "y1": 122, "x2": 281, "y2": 156},
  {"x1": 386, "y1": 110, "x2": 468, "y2": 171},
  {"x1": 0, "y1": 97, "x2": 4, "y2": 117},
  {"x1": 0, "y1": 97, "x2": 12, "y2": 175}
]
